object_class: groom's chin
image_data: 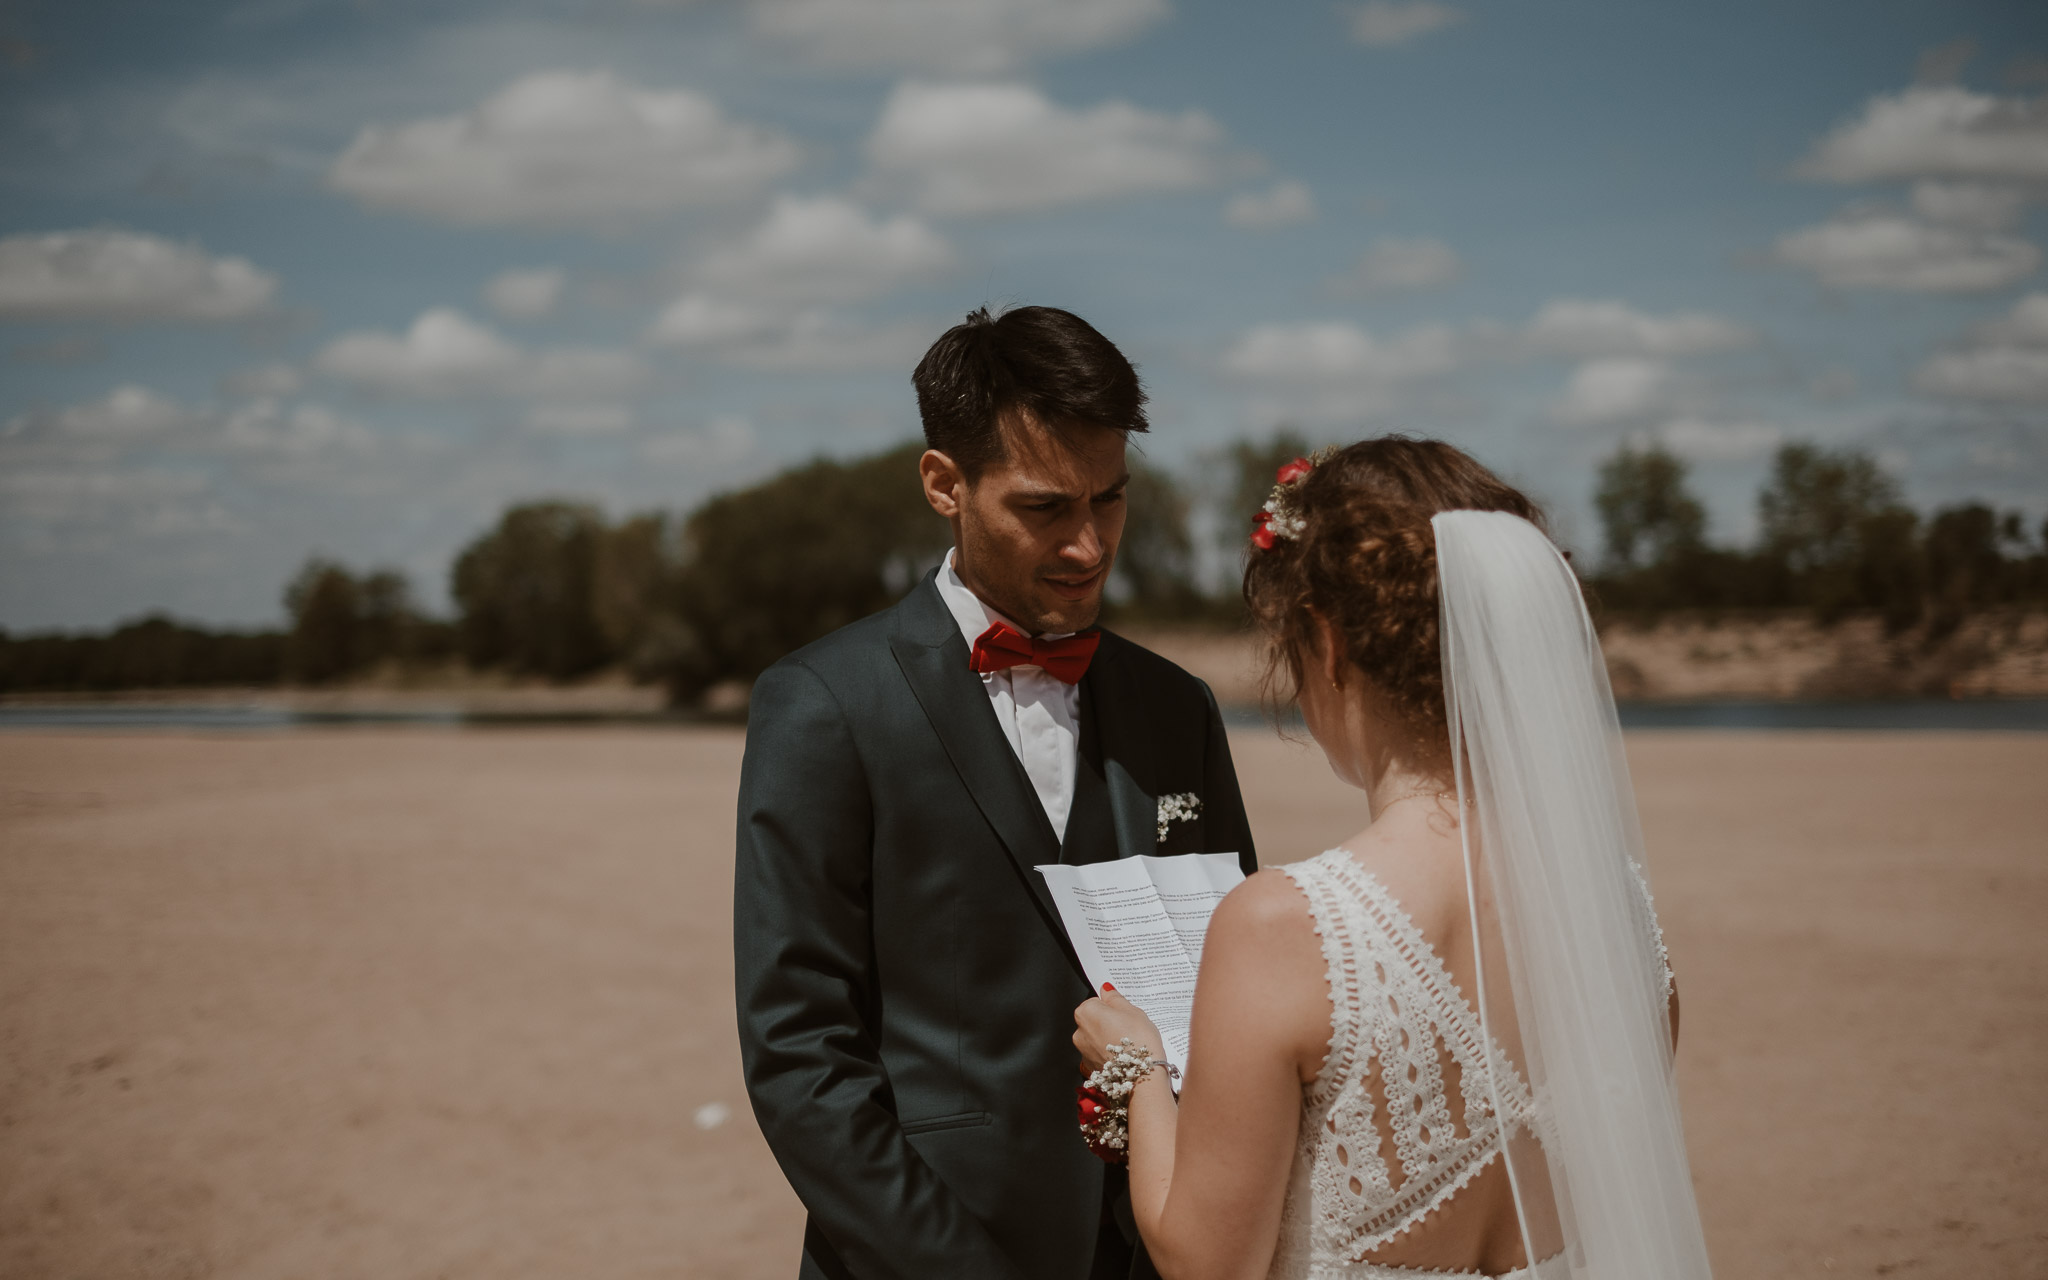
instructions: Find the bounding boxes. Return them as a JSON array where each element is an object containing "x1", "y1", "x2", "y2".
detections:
[{"x1": 1032, "y1": 594, "x2": 1102, "y2": 635}]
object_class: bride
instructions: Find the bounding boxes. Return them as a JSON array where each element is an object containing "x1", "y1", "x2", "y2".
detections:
[{"x1": 1073, "y1": 438, "x2": 1714, "y2": 1280}]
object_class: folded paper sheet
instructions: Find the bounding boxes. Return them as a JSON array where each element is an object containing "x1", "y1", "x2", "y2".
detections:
[{"x1": 1035, "y1": 852, "x2": 1246, "y2": 1082}]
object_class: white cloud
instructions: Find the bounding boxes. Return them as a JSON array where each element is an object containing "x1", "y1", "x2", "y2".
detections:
[
  {"x1": 1972, "y1": 291, "x2": 2048, "y2": 346},
  {"x1": 327, "y1": 70, "x2": 800, "y2": 228},
  {"x1": 649, "y1": 288, "x2": 933, "y2": 369},
  {"x1": 1224, "y1": 180, "x2": 1317, "y2": 229},
  {"x1": 647, "y1": 293, "x2": 780, "y2": 347},
  {"x1": 1222, "y1": 320, "x2": 1461, "y2": 385},
  {"x1": 1797, "y1": 86, "x2": 2048, "y2": 184},
  {"x1": 315, "y1": 308, "x2": 648, "y2": 399},
  {"x1": 0, "y1": 228, "x2": 277, "y2": 323},
  {"x1": 865, "y1": 81, "x2": 1232, "y2": 217},
  {"x1": 316, "y1": 308, "x2": 517, "y2": 395},
  {"x1": 2, "y1": 386, "x2": 378, "y2": 465},
  {"x1": 1220, "y1": 320, "x2": 1461, "y2": 425},
  {"x1": 484, "y1": 267, "x2": 567, "y2": 320},
  {"x1": 1524, "y1": 299, "x2": 1751, "y2": 358},
  {"x1": 694, "y1": 195, "x2": 954, "y2": 306},
  {"x1": 1335, "y1": 236, "x2": 1462, "y2": 294},
  {"x1": 1911, "y1": 180, "x2": 2024, "y2": 231},
  {"x1": 0, "y1": 466, "x2": 211, "y2": 526},
  {"x1": 712, "y1": 314, "x2": 937, "y2": 372},
  {"x1": 525, "y1": 402, "x2": 636, "y2": 435},
  {"x1": 1551, "y1": 357, "x2": 1679, "y2": 426},
  {"x1": 1773, "y1": 209, "x2": 2039, "y2": 293},
  {"x1": 1917, "y1": 345, "x2": 2048, "y2": 402},
  {"x1": 220, "y1": 362, "x2": 303, "y2": 399},
  {"x1": 647, "y1": 196, "x2": 952, "y2": 369},
  {"x1": 5, "y1": 385, "x2": 194, "y2": 440},
  {"x1": 747, "y1": 0, "x2": 1167, "y2": 75},
  {"x1": 221, "y1": 398, "x2": 379, "y2": 456},
  {"x1": 643, "y1": 414, "x2": 755, "y2": 465},
  {"x1": 1348, "y1": 1, "x2": 1463, "y2": 48},
  {"x1": 1915, "y1": 292, "x2": 2048, "y2": 403},
  {"x1": 1656, "y1": 418, "x2": 1784, "y2": 461}
]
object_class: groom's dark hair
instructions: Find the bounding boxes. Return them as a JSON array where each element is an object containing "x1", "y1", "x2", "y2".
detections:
[{"x1": 913, "y1": 305, "x2": 1149, "y2": 479}]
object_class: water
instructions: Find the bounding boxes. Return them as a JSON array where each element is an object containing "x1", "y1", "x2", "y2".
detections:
[
  {"x1": 1613, "y1": 699, "x2": 2048, "y2": 732},
  {"x1": 5, "y1": 699, "x2": 2047, "y2": 733},
  {"x1": 1226, "y1": 699, "x2": 2048, "y2": 733},
  {"x1": 0, "y1": 704, "x2": 694, "y2": 731}
]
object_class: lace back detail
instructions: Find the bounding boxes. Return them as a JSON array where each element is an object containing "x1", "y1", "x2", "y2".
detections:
[{"x1": 1272, "y1": 851, "x2": 1538, "y2": 1273}]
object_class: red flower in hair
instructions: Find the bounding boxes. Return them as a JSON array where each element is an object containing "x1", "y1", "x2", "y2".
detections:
[
  {"x1": 1250, "y1": 522, "x2": 1277, "y2": 551},
  {"x1": 1275, "y1": 456, "x2": 1314, "y2": 485}
]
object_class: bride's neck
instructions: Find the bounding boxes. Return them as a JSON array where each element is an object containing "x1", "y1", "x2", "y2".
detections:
[{"x1": 1363, "y1": 756, "x2": 1451, "y2": 823}]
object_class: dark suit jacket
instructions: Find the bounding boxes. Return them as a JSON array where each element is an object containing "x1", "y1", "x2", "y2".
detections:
[{"x1": 734, "y1": 570, "x2": 1257, "y2": 1280}]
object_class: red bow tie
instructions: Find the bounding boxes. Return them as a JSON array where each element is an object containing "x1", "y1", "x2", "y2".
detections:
[{"x1": 970, "y1": 621, "x2": 1100, "y2": 684}]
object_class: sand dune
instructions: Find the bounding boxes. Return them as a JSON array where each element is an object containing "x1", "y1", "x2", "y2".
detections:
[{"x1": 2, "y1": 728, "x2": 2043, "y2": 1279}]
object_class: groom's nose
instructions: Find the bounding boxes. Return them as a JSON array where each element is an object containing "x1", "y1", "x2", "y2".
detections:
[{"x1": 1059, "y1": 516, "x2": 1105, "y2": 568}]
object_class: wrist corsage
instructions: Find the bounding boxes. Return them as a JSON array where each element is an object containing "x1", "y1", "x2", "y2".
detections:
[{"x1": 1075, "y1": 1037, "x2": 1179, "y2": 1164}]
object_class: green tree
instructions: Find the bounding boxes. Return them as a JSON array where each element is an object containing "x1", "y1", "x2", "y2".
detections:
[
  {"x1": 591, "y1": 513, "x2": 683, "y2": 663},
  {"x1": 661, "y1": 443, "x2": 951, "y2": 701},
  {"x1": 283, "y1": 559, "x2": 430, "y2": 682},
  {"x1": 284, "y1": 559, "x2": 364, "y2": 682},
  {"x1": 450, "y1": 501, "x2": 612, "y2": 680},
  {"x1": 1923, "y1": 503, "x2": 2004, "y2": 622},
  {"x1": 1757, "y1": 444, "x2": 1920, "y2": 625},
  {"x1": 1107, "y1": 460, "x2": 1204, "y2": 620},
  {"x1": 1593, "y1": 445, "x2": 1706, "y2": 572}
]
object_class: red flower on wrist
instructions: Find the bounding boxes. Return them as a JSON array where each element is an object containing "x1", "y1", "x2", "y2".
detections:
[
  {"x1": 1074, "y1": 1083, "x2": 1127, "y2": 1164},
  {"x1": 1076, "y1": 1083, "x2": 1109, "y2": 1124}
]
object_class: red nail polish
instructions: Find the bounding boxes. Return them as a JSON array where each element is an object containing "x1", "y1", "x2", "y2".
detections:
[{"x1": 1103, "y1": 982, "x2": 1116, "y2": 992}]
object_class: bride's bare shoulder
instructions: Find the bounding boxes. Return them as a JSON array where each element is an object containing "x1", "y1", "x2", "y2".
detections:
[
  {"x1": 1201, "y1": 866, "x2": 1334, "y2": 1071},
  {"x1": 1203, "y1": 867, "x2": 1329, "y2": 979},
  {"x1": 1211, "y1": 863, "x2": 1320, "y2": 937}
]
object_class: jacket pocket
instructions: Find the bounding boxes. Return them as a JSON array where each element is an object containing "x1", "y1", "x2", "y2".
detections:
[{"x1": 899, "y1": 1109, "x2": 991, "y2": 1136}]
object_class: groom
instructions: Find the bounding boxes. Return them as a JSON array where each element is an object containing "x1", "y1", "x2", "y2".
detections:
[{"x1": 734, "y1": 305, "x2": 1257, "y2": 1280}]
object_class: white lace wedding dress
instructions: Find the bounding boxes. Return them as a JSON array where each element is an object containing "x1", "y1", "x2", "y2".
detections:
[{"x1": 1267, "y1": 849, "x2": 1672, "y2": 1280}]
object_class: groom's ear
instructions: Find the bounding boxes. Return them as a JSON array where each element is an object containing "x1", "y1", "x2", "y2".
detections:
[{"x1": 920, "y1": 449, "x2": 967, "y2": 520}]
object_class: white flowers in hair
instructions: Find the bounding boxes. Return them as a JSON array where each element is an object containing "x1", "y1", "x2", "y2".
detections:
[
  {"x1": 1249, "y1": 446, "x2": 1337, "y2": 551},
  {"x1": 1156, "y1": 792, "x2": 1200, "y2": 843},
  {"x1": 1260, "y1": 494, "x2": 1308, "y2": 540}
]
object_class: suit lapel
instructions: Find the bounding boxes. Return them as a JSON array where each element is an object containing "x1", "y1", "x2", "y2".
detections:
[
  {"x1": 1082, "y1": 633, "x2": 1164, "y2": 862},
  {"x1": 888, "y1": 578, "x2": 1067, "y2": 930},
  {"x1": 1057, "y1": 685, "x2": 1118, "y2": 866}
]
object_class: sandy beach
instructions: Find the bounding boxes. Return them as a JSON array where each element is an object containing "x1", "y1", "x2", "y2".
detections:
[{"x1": 2, "y1": 726, "x2": 2043, "y2": 1280}]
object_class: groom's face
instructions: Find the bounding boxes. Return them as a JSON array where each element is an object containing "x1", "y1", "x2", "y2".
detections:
[{"x1": 922, "y1": 410, "x2": 1129, "y2": 635}]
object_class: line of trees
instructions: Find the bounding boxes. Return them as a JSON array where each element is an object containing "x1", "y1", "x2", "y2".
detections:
[
  {"x1": 5, "y1": 434, "x2": 2045, "y2": 700},
  {"x1": 1588, "y1": 443, "x2": 2048, "y2": 634}
]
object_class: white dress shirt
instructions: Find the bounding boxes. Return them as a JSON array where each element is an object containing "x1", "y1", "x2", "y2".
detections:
[{"x1": 935, "y1": 549, "x2": 1082, "y2": 841}]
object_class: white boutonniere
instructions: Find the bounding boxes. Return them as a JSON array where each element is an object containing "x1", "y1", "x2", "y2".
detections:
[{"x1": 1156, "y1": 792, "x2": 1201, "y2": 843}]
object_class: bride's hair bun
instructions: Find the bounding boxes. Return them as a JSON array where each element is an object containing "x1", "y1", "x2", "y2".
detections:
[{"x1": 1243, "y1": 436, "x2": 1546, "y2": 754}]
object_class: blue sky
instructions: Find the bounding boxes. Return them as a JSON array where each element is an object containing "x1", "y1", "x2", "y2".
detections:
[{"x1": 3, "y1": 0, "x2": 2045, "y2": 628}]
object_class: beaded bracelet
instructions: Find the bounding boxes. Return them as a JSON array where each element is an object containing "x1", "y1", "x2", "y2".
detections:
[{"x1": 1075, "y1": 1038, "x2": 1180, "y2": 1164}]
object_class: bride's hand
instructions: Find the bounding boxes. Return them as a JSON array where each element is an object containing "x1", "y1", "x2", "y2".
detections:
[{"x1": 1072, "y1": 985, "x2": 1166, "y2": 1072}]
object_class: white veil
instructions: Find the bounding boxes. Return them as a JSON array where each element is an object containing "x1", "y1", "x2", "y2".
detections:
[{"x1": 1432, "y1": 510, "x2": 1713, "y2": 1279}]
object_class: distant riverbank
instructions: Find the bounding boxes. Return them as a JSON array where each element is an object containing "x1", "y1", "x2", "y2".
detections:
[
  {"x1": 1127, "y1": 611, "x2": 2048, "y2": 706},
  {"x1": 7, "y1": 610, "x2": 2045, "y2": 730}
]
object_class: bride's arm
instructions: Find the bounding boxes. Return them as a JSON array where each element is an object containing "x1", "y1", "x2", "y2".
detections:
[{"x1": 1076, "y1": 870, "x2": 1330, "y2": 1280}]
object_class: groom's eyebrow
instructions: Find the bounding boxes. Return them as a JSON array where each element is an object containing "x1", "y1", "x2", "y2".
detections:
[
  {"x1": 1094, "y1": 472, "x2": 1131, "y2": 500},
  {"x1": 1015, "y1": 473, "x2": 1129, "y2": 504}
]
